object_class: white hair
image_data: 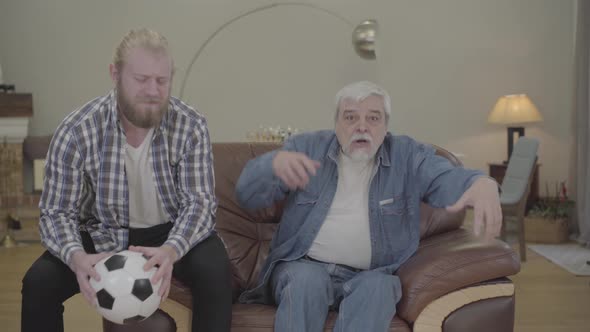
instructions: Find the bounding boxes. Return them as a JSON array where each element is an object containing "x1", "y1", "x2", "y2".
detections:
[{"x1": 334, "y1": 81, "x2": 391, "y2": 122}]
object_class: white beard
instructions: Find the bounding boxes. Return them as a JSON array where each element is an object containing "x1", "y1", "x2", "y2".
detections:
[
  {"x1": 348, "y1": 149, "x2": 373, "y2": 161},
  {"x1": 343, "y1": 133, "x2": 376, "y2": 161}
]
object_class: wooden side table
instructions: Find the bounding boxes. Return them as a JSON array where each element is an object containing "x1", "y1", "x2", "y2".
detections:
[{"x1": 488, "y1": 162, "x2": 540, "y2": 213}]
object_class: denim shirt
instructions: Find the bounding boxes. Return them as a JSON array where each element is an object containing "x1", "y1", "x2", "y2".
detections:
[{"x1": 235, "y1": 130, "x2": 483, "y2": 304}]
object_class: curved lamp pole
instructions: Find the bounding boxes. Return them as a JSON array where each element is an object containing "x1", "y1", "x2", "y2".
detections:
[{"x1": 179, "y1": 2, "x2": 378, "y2": 98}]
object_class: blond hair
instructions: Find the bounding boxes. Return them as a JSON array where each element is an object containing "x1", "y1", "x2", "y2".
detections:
[{"x1": 113, "y1": 28, "x2": 171, "y2": 70}]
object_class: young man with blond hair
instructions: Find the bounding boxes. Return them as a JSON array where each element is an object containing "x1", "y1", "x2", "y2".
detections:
[{"x1": 21, "y1": 28, "x2": 232, "y2": 332}]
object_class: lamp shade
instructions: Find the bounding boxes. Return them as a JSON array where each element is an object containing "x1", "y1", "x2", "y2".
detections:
[{"x1": 487, "y1": 94, "x2": 543, "y2": 125}]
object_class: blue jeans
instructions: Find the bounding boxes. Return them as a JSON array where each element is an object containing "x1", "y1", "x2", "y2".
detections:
[{"x1": 270, "y1": 258, "x2": 402, "y2": 332}]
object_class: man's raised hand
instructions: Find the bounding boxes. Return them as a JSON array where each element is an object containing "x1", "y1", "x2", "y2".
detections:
[{"x1": 272, "y1": 151, "x2": 321, "y2": 190}]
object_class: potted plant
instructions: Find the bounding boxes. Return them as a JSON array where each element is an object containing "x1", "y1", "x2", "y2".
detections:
[{"x1": 525, "y1": 181, "x2": 575, "y2": 243}]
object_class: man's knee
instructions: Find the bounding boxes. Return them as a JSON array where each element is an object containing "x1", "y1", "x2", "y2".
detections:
[
  {"x1": 346, "y1": 271, "x2": 401, "y2": 304},
  {"x1": 22, "y1": 265, "x2": 44, "y2": 296},
  {"x1": 176, "y1": 234, "x2": 230, "y2": 282},
  {"x1": 272, "y1": 261, "x2": 331, "y2": 301},
  {"x1": 22, "y1": 251, "x2": 74, "y2": 299}
]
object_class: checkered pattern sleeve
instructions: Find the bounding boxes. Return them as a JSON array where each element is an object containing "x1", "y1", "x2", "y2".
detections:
[
  {"x1": 38, "y1": 124, "x2": 85, "y2": 265},
  {"x1": 163, "y1": 116, "x2": 217, "y2": 258}
]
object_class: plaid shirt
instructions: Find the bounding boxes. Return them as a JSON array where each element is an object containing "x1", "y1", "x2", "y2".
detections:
[{"x1": 39, "y1": 90, "x2": 217, "y2": 265}]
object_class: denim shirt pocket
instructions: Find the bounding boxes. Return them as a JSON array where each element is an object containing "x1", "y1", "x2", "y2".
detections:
[
  {"x1": 275, "y1": 189, "x2": 320, "y2": 244},
  {"x1": 295, "y1": 190, "x2": 319, "y2": 205},
  {"x1": 379, "y1": 196, "x2": 412, "y2": 216},
  {"x1": 378, "y1": 195, "x2": 415, "y2": 258}
]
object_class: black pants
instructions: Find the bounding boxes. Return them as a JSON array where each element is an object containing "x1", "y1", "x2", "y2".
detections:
[{"x1": 21, "y1": 223, "x2": 232, "y2": 332}]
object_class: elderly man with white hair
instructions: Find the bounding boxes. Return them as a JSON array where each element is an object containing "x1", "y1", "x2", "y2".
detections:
[{"x1": 235, "y1": 81, "x2": 502, "y2": 331}]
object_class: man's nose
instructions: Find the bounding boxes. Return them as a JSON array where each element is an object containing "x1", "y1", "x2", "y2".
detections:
[
  {"x1": 356, "y1": 118, "x2": 369, "y2": 133},
  {"x1": 145, "y1": 79, "x2": 159, "y2": 96}
]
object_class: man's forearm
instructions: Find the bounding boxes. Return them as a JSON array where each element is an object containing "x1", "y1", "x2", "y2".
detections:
[
  {"x1": 235, "y1": 150, "x2": 287, "y2": 209},
  {"x1": 39, "y1": 214, "x2": 84, "y2": 265},
  {"x1": 164, "y1": 194, "x2": 216, "y2": 259}
]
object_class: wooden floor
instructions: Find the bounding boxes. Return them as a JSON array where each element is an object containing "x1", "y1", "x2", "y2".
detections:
[
  {"x1": 510, "y1": 247, "x2": 590, "y2": 332},
  {"x1": 1, "y1": 243, "x2": 589, "y2": 332}
]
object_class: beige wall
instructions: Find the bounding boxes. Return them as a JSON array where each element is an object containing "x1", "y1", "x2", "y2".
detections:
[{"x1": 0, "y1": 0, "x2": 575, "y2": 190}]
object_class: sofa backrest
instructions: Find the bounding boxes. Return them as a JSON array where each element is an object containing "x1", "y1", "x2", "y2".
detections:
[
  {"x1": 211, "y1": 143, "x2": 282, "y2": 296},
  {"x1": 211, "y1": 142, "x2": 466, "y2": 295}
]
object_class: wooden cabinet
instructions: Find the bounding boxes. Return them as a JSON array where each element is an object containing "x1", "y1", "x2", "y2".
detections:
[
  {"x1": 0, "y1": 93, "x2": 33, "y2": 117},
  {"x1": 489, "y1": 162, "x2": 540, "y2": 212}
]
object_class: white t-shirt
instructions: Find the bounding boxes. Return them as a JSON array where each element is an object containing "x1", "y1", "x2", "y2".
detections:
[
  {"x1": 125, "y1": 128, "x2": 168, "y2": 228},
  {"x1": 307, "y1": 152, "x2": 374, "y2": 270}
]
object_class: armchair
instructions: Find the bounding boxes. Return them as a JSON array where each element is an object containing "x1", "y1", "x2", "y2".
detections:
[
  {"x1": 498, "y1": 137, "x2": 540, "y2": 261},
  {"x1": 163, "y1": 142, "x2": 520, "y2": 332}
]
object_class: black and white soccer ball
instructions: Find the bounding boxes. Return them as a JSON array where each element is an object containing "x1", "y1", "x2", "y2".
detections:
[{"x1": 90, "y1": 250, "x2": 162, "y2": 324}]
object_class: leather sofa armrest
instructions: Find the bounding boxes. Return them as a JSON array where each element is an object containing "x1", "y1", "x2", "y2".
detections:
[{"x1": 395, "y1": 228, "x2": 520, "y2": 323}]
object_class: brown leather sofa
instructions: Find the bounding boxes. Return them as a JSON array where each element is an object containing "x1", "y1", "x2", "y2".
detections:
[
  {"x1": 167, "y1": 142, "x2": 520, "y2": 332},
  {"x1": 23, "y1": 138, "x2": 521, "y2": 332}
]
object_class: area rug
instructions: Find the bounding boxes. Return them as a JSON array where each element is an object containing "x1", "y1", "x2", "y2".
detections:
[{"x1": 527, "y1": 243, "x2": 590, "y2": 276}]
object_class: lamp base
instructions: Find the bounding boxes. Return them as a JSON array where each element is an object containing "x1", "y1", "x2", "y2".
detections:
[
  {"x1": 507, "y1": 127, "x2": 525, "y2": 161},
  {"x1": 1, "y1": 214, "x2": 26, "y2": 249},
  {"x1": 0, "y1": 233, "x2": 18, "y2": 248}
]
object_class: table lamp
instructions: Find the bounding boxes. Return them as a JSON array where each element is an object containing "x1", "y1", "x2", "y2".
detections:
[{"x1": 488, "y1": 94, "x2": 543, "y2": 162}]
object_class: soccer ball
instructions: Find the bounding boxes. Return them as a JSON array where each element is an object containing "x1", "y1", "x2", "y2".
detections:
[{"x1": 90, "y1": 250, "x2": 162, "y2": 324}]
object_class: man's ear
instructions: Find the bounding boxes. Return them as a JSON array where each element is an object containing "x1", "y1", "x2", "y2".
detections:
[{"x1": 109, "y1": 64, "x2": 119, "y2": 84}]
